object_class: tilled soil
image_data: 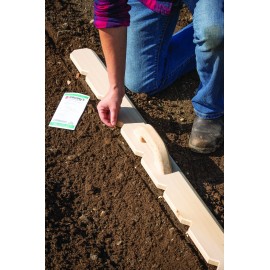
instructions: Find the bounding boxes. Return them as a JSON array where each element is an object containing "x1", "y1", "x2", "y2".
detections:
[{"x1": 45, "y1": 1, "x2": 224, "y2": 269}]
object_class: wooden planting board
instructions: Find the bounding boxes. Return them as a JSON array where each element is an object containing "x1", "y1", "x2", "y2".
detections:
[{"x1": 70, "y1": 48, "x2": 224, "y2": 269}]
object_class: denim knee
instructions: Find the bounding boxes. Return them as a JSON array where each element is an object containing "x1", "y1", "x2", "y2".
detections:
[
  {"x1": 193, "y1": 0, "x2": 224, "y2": 51},
  {"x1": 125, "y1": 73, "x2": 157, "y2": 94},
  {"x1": 125, "y1": 75, "x2": 145, "y2": 93},
  {"x1": 203, "y1": 25, "x2": 223, "y2": 50}
]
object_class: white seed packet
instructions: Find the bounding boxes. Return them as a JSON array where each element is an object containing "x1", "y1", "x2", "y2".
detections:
[{"x1": 49, "y1": 92, "x2": 90, "y2": 130}]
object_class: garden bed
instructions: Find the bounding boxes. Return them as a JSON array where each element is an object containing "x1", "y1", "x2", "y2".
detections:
[{"x1": 45, "y1": 1, "x2": 224, "y2": 269}]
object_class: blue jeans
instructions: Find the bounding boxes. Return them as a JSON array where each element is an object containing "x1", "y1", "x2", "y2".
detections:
[{"x1": 125, "y1": 0, "x2": 224, "y2": 119}]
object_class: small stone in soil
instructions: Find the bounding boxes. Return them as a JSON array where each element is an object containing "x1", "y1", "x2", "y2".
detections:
[
  {"x1": 78, "y1": 214, "x2": 88, "y2": 224},
  {"x1": 103, "y1": 137, "x2": 112, "y2": 145},
  {"x1": 169, "y1": 227, "x2": 175, "y2": 236},
  {"x1": 90, "y1": 254, "x2": 98, "y2": 261}
]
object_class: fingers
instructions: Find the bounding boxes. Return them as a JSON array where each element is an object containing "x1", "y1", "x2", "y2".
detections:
[
  {"x1": 98, "y1": 108, "x2": 112, "y2": 127},
  {"x1": 97, "y1": 103, "x2": 110, "y2": 127},
  {"x1": 97, "y1": 102, "x2": 118, "y2": 128},
  {"x1": 110, "y1": 107, "x2": 118, "y2": 127},
  {"x1": 97, "y1": 91, "x2": 122, "y2": 128}
]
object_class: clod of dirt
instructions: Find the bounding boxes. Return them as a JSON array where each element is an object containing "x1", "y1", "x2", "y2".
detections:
[
  {"x1": 138, "y1": 93, "x2": 148, "y2": 100},
  {"x1": 100, "y1": 210, "x2": 106, "y2": 217},
  {"x1": 103, "y1": 137, "x2": 112, "y2": 145},
  {"x1": 90, "y1": 254, "x2": 98, "y2": 261},
  {"x1": 87, "y1": 104, "x2": 95, "y2": 113},
  {"x1": 78, "y1": 214, "x2": 88, "y2": 224}
]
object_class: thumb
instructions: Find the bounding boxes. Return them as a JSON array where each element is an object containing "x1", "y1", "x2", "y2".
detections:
[{"x1": 110, "y1": 107, "x2": 118, "y2": 126}]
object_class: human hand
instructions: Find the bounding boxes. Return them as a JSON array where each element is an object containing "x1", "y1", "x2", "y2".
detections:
[{"x1": 97, "y1": 87, "x2": 125, "y2": 127}]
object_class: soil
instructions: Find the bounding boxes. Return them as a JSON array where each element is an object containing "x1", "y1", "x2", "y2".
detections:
[{"x1": 45, "y1": 1, "x2": 224, "y2": 269}]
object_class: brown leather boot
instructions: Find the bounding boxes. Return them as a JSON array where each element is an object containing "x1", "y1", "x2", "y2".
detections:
[{"x1": 188, "y1": 116, "x2": 224, "y2": 154}]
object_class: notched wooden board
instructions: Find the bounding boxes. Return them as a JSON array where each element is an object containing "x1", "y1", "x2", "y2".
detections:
[{"x1": 70, "y1": 48, "x2": 224, "y2": 270}]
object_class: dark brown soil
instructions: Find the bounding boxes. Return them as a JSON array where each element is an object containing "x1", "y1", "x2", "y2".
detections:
[{"x1": 45, "y1": 1, "x2": 223, "y2": 269}]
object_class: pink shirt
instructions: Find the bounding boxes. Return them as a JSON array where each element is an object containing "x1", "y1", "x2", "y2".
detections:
[{"x1": 94, "y1": 0, "x2": 175, "y2": 28}]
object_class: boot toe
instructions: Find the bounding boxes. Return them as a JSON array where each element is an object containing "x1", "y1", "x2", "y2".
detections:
[{"x1": 188, "y1": 116, "x2": 224, "y2": 154}]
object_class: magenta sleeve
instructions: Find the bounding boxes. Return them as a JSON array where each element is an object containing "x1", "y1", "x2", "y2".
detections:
[{"x1": 94, "y1": 0, "x2": 131, "y2": 29}]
